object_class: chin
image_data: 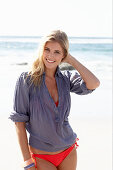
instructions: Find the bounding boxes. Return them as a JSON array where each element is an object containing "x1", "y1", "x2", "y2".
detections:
[{"x1": 44, "y1": 63, "x2": 58, "y2": 70}]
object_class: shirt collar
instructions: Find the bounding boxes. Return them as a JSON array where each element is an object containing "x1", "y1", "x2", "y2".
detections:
[
  {"x1": 42, "y1": 66, "x2": 62, "y2": 77},
  {"x1": 55, "y1": 66, "x2": 62, "y2": 77}
]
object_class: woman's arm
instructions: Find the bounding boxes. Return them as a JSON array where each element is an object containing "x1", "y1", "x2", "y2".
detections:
[
  {"x1": 63, "y1": 54, "x2": 100, "y2": 90},
  {"x1": 15, "y1": 122, "x2": 31, "y2": 161},
  {"x1": 15, "y1": 122, "x2": 36, "y2": 170}
]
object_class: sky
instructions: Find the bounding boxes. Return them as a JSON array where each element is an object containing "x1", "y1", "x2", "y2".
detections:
[{"x1": 0, "y1": 0, "x2": 112, "y2": 37}]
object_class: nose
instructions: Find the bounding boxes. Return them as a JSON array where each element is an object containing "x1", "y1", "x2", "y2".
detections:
[{"x1": 48, "y1": 52, "x2": 54, "y2": 58}]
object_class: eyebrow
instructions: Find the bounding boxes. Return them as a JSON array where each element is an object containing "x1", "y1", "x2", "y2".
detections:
[
  {"x1": 44, "y1": 47, "x2": 49, "y2": 49},
  {"x1": 44, "y1": 47, "x2": 61, "y2": 53}
]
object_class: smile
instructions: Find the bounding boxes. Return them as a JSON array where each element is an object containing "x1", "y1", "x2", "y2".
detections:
[{"x1": 46, "y1": 59, "x2": 55, "y2": 63}]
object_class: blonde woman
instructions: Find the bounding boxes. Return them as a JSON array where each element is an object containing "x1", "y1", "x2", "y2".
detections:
[{"x1": 9, "y1": 30, "x2": 100, "y2": 170}]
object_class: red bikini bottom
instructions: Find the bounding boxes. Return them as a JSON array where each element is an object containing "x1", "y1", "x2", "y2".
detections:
[{"x1": 31, "y1": 138, "x2": 79, "y2": 168}]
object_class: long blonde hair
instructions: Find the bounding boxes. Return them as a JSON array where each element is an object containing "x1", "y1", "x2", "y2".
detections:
[{"x1": 27, "y1": 30, "x2": 69, "y2": 87}]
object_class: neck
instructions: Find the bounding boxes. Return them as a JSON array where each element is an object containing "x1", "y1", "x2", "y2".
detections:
[{"x1": 45, "y1": 67, "x2": 57, "y2": 78}]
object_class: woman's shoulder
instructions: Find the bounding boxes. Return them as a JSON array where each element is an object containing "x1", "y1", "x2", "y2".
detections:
[
  {"x1": 17, "y1": 71, "x2": 32, "y2": 86},
  {"x1": 19, "y1": 71, "x2": 29, "y2": 78}
]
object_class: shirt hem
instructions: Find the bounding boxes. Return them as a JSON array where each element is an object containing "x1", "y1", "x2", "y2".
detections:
[{"x1": 28, "y1": 140, "x2": 76, "y2": 152}]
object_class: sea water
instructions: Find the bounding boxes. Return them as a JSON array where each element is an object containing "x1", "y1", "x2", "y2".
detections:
[
  {"x1": 0, "y1": 36, "x2": 112, "y2": 117},
  {"x1": 0, "y1": 36, "x2": 112, "y2": 79}
]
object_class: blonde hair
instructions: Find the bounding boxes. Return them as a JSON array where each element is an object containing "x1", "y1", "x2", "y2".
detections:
[{"x1": 27, "y1": 30, "x2": 69, "y2": 87}]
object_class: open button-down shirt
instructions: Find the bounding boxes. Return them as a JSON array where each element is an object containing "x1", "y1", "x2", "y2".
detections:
[{"x1": 9, "y1": 67, "x2": 95, "y2": 152}]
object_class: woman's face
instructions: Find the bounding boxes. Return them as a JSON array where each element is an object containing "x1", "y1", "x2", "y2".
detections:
[{"x1": 42, "y1": 41, "x2": 64, "y2": 70}]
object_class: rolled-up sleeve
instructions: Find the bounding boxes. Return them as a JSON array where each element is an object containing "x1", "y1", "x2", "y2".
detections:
[
  {"x1": 64, "y1": 70, "x2": 95, "y2": 95},
  {"x1": 9, "y1": 72, "x2": 30, "y2": 122}
]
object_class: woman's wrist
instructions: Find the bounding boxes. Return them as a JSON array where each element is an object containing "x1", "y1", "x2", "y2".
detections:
[
  {"x1": 24, "y1": 163, "x2": 35, "y2": 169},
  {"x1": 22, "y1": 158, "x2": 35, "y2": 169}
]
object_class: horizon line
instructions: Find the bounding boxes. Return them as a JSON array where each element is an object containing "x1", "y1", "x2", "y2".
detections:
[{"x1": 0, "y1": 35, "x2": 112, "y2": 39}]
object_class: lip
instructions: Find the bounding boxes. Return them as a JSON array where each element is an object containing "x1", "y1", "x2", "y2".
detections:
[{"x1": 46, "y1": 58, "x2": 55, "y2": 63}]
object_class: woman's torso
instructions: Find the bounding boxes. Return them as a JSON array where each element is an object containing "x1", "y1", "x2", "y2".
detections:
[
  {"x1": 26, "y1": 69, "x2": 76, "y2": 152},
  {"x1": 29, "y1": 77, "x2": 68, "y2": 155},
  {"x1": 29, "y1": 76, "x2": 65, "y2": 155}
]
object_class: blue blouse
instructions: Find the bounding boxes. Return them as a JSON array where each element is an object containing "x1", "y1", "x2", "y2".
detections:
[{"x1": 9, "y1": 67, "x2": 95, "y2": 152}]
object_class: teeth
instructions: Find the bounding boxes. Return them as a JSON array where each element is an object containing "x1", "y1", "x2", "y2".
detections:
[{"x1": 46, "y1": 59, "x2": 55, "y2": 63}]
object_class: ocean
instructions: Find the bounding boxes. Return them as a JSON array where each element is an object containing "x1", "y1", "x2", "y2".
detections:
[
  {"x1": 0, "y1": 36, "x2": 112, "y2": 117},
  {"x1": 0, "y1": 36, "x2": 112, "y2": 81}
]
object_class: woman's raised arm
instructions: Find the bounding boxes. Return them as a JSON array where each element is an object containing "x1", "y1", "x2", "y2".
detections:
[{"x1": 63, "y1": 54, "x2": 100, "y2": 90}]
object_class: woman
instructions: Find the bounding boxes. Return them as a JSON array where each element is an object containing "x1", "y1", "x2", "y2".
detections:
[{"x1": 9, "y1": 30, "x2": 100, "y2": 170}]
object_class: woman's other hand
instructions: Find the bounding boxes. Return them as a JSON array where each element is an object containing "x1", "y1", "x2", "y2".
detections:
[{"x1": 61, "y1": 53, "x2": 72, "y2": 64}]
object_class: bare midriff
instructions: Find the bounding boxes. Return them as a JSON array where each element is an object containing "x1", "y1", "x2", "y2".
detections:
[{"x1": 29, "y1": 145, "x2": 66, "y2": 155}]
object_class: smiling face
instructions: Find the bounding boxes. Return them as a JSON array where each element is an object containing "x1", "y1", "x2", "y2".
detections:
[{"x1": 43, "y1": 41, "x2": 64, "y2": 71}]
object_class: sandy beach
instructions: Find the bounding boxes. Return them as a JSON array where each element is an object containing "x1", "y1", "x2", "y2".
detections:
[{"x1": 0, "y1": 52, "x2": 112, "y2": 170}]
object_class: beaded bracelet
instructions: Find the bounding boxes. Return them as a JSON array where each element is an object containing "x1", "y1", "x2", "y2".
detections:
[
  {"x1": 24, "y1": 162, "x2": 35, "y2": 169},
  {"x1": 22, "y1": 158, "x2": 35, "y2": 169}
]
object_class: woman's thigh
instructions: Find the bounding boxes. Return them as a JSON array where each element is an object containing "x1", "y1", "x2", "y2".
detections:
[
  {"x1": 57, "y1": 148, "x2": 77, "y2": 170},
  {"x1": 36, "y1": 157, "x2": 57, "y2": 170}
]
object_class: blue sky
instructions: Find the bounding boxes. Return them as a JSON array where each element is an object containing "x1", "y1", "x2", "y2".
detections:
[{"x1": 0, "y1": 0, "x2": 112, "y2": 37}]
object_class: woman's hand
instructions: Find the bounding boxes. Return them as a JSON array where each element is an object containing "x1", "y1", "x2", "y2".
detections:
[{"x1": 61, "y1": 53, "x2": 72, "y2": 64}]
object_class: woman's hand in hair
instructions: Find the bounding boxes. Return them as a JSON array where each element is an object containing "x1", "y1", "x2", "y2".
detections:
[{"x1": 61, "y1": 53, "x2": 73, "y2": 64}]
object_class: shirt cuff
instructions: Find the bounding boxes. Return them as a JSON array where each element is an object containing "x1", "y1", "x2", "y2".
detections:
[{"x1": 9, "y1": 111, "x2": 30, "y2": 122}]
